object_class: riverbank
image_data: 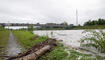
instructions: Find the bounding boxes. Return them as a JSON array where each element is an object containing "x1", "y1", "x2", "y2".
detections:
[
  {"x1": 13, "y1": 31, "x2": 49, "y2": 49},
  {"x1": 4, "y1": 25, "x2": 105, "y2": 30},
  {"x1": 12, "y1": 31, "x2": 104, "y2": 60},
  {"x1": 72, "y1": 25, "x2": 105, "y2": 30}
]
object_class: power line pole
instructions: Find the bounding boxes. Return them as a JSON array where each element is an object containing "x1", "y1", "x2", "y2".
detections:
[{"x1": 76, "y1": 9, "x2": 78, "y2": 26}]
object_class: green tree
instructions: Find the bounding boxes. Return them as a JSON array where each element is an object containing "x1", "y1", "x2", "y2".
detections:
[
  {"x1": 98, "y1": 18, "x2": 105, "y2": 25},
  {"x1": 84, "y1": 18, "x2": 105, "y2": 26}
]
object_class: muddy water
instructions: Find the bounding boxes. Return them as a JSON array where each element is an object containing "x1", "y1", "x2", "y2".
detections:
[
  {"x1": 33, "y1": 30, "x2": 105, "y2": 57},
  {"x1": 33, "y1": 30, "x2": 86, "y2": 48},
  {"x1": 7, "y1": 32, "x2": 22, "y2": 56}
]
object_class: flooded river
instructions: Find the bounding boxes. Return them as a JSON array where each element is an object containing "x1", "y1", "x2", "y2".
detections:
[
  {"x1": 5, "y1": 26, "x2": 86, "y2": 48},
  {"x1": 33, "y1": 30, "x2": 86, "y2": 48}
]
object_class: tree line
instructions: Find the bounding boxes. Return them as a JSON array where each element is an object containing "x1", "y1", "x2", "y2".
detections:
[{"x1": 84, "y1": 18, "x2": 105, "y2": 26}]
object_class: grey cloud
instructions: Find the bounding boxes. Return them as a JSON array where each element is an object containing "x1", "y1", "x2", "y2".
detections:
[{"x1": 0, "y1": 0, "x2": 105, "y2": 25}]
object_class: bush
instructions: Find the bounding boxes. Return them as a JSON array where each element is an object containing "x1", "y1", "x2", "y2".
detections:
[{"x1": 80, "y1": 30, "x2": 105, "y2": 53}]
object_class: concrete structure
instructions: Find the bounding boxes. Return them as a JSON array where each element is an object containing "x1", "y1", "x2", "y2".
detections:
[{"x1": 0, "y1": 23, "x2": 74, "y2": 29}]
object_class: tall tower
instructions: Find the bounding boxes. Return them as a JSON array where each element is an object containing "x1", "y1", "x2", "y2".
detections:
[{"x1": 76, "y1": 9, "x2": 78, "y2": 26}]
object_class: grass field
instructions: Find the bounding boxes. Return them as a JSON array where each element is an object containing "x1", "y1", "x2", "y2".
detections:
[
  {"x1": 0, "y1": 30, "x2": 10, "y2": 60},
  {"x1": 13, "y1": 31, "x2": 49, "y2": 49},
  {"x1": 0, "y1": 31, "x2": 10, "y2": 47}
]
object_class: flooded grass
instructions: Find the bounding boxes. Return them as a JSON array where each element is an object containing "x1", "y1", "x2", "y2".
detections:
[
  {"x1": 38, "y1": 43, "x2": 103, "y2": 60},
  {"x1": 64, "y1": 50, "x2": 95, "y2": 60},
  {"x1": 64, "y1": 50, "x2": 105, "y2": 60}
]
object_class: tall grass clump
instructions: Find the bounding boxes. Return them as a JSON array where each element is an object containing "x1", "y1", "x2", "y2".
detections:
[{"x1": 80, "y1": 30, "x2": 105, "y2": 53}]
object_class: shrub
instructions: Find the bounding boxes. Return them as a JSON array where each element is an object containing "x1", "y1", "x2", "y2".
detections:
[{"x1": 80, "y1": 30, "x2": 105, "y2": 53}]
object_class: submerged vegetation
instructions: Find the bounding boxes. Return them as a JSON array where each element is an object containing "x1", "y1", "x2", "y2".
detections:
[
  {"x1": 80, "y1": 30, "x2": 105, "y2": 53},
  {"x1": 39, "y1": 43, "x2": 104, "y2": 60}
]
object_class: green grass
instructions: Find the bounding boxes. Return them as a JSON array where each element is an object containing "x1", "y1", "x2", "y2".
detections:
[
  {"x1": 13, "y1": 31, "x2": 49, "y2": 49},
  {"x1": 39, "y1": 44, "x2": 68, "y2": 60},
  {"x1": 0, "y1": 30, "x2": 10, "y2": 60},
  {"x1": 0, "y1": 31, "x2": 9, "y2": 47}
]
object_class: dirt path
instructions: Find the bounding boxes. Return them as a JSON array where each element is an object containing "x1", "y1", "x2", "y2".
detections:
[{"x1": 7, "y1": 32, "x2": 22, "y2": 56}]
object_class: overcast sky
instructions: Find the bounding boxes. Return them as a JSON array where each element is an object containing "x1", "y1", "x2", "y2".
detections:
[{"x1": 0, "y1": 0, "x2": 105, "y2": 25}]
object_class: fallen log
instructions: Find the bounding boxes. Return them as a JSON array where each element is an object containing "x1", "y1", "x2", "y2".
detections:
[
  {"x1": 7, "y1": 38, "x2": 57, "y2": 60},
  {"x1": 18, "y1": 45, "x2": 50, "y2": 60}
]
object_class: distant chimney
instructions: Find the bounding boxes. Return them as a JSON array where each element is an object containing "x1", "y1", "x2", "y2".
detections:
[{"x1": 76, "y1": 9, "x2": 78, "y2": 26}]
